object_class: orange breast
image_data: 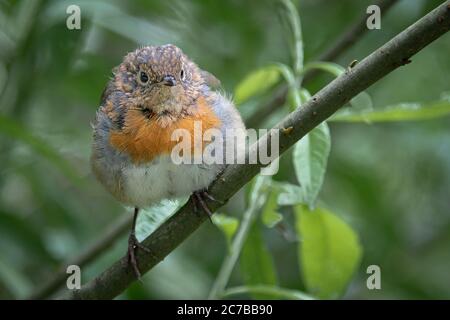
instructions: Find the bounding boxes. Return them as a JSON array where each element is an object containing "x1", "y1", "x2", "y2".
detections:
[{"x1": 109, "y1": 97, "x2": 221, "y2": 164}]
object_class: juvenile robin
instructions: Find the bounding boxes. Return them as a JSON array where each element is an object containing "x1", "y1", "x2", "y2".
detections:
[{"x1": 91, "y1": 44, "x2": 245, "y2": 277}]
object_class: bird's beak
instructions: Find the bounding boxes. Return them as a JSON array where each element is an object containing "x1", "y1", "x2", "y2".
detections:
[{"x1": 162, "y1": 75, "x2": 176, "y2": 87}]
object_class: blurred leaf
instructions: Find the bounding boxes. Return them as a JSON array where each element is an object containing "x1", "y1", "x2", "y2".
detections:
[
  {"x1": 302, "y1": 61, "x2": 345, "y2": 77},
  {"x1": 0, "y1": 116, "x2": 80, "y2": 184},
  {"x1": 274, "y1": 63, "x2": 300, "y2": 109},
  {"x1": 274, "y1": 182, "x2": 303, "y2": 206},
  {"x1": 247, "y1": 175, "x2": 272, "y2": 208},
  {"x1": 332, "y1": 100, "x2": 450, "y2": 123},
  {"x1": 293, "y1": 122, "x2": 331, "y2": 208},
  {"x1": 136, "y1": 197, "x2": 188, "y2": 241},
  {"x1": 240, "y1": 223, "x2": 278, "y2": 299},
  {"x1": 212, "y1": 213, "x2": 240, "y2": 248},
  {"x1": 261, "y1": 190, "x2": 283, "y2": 228},
  {"x1": 350, "y1": 91, "x2": 373, "y2": 112},
  {"x1": 0, "y1": 62, "x2": 7, "y2": 93},
  {"x1": 0, "y1": 210, "x2": 55, "y2": 262},
  {"x1": 223, "y1": 285, "x2": 314, "y2": 300},
  {"x1": 301, "y1": 63, "x2": 374, "y2": 113},
  {"x1": 279, "y1": 0, "x2": 304, "y2": 74},
  {"x1": 295, "y1": 205, "x2": 362, "y2": 299},
  {"x1": 0, "y1": 258, "x2": 31, "y2": 299},
  {"x1": 299, "y1": 88, "x2": 312, "y2": 103},
  {"x1": 44, "y1": 0, "x2": 178, "y2": 45},
  {"x1": 234, "y1": 65, "x2": 281, "y2": 105}
]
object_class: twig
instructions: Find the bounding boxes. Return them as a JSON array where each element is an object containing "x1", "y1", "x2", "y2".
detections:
[
  {"x1": 245, "y1": 0, "x2": 400, "y2": 128},
  {"x1": 57, "y1": 1, "x2": 450, "y2": 299}
]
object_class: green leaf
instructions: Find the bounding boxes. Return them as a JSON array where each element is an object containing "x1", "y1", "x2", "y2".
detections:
[
  {"x1": 222, "y1": 285, "x2": 315, "y2": 300},
  {"x1": 301, "y1": 62, "x2": 345, "y2": 77},
  {"x1": 331, "y1": 100, "x2": 450, "y2": 123},
  {"x1": 212, "y1": 213, "x2": 240, "y2": 248},
  {"x1": 349, "y1": 91, "x2": 373, "y2": 112},
  {"x1": 240, "y1": 223, "x2": 278, "y2": 299},
  {"x1": 261, "y1": 190, "x2": 283, "y2": 228},
  {"x1": 45, "y1": 1, "x2": 178, "y2": 45},
  {"x1": 274, "y1": 182, "x2": 303, "y2": 206},
  {"x1": 0, "y1": 210, "x2": 55, "y2": 262},
  {"x1": 279, "y1": 0, "x2": 304, "y2": 74},
  {"x1": 247, "y1": 175, "x2": 272, "y2": 208},
  {"x1": 0, "y1": 116, "x2": 80, "y2": 184},
  {"x1": 275, "y1": 63, "x2": 300, "y2": 109},
  {"x1": 0, "y1": 259, "x2": 32, "y2": 299},
  {"x1": 234, "y1": 65, "x2": 281, "y2": 105},
  {"x1": 136, "y1": 197, "x2": 188, "y2": 241},
  {"x1": 300, "y1": 63, "x2": 374, "y2": 114},
  {"x1": 295, "y1": 205, "x2": 362, "y2": 299},
  {"x1": 293, "y1": 122, "x2": 331, "y2": 208},
  {"x1": 299, "y1": 88, "x2": 312, "y2": 103}
]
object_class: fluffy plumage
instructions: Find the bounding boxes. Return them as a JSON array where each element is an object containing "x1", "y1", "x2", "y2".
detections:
[{"x1": 91, "y1": 44, "x2": 245, "y2": 208}]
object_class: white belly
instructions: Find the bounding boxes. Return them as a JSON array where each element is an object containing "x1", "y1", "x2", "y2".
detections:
[{"x1": 121, "y1": 155, "x2": 222, "y2": 208}]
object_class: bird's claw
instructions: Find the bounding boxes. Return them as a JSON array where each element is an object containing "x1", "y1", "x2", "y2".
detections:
[
  {"x1": 191, "y1": 190, "x2": 221, "y2": 222},
  {"x1": 127, "y1": 233, "x2": 154, "y2": 280}
]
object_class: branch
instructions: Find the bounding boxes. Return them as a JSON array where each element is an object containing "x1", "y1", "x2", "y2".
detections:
[
  {"x1": 245, "y1": 0, "x2": 400, "y2": 128},
  {"x1": 59, "y1": 1, "x2": 450, "y2": 299}
]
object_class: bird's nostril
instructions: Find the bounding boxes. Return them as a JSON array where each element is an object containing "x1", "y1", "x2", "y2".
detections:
[{"x1": 162, "y1": 75, "x2": 176, "y2": 87}]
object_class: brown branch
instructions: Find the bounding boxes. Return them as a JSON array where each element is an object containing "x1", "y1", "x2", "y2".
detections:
[
  {"x1": 245, "y1": 0, "x2": 400, "y2": 129},
  {"x1": 57, "y1": 1, "x2": 450, "y2": 300}
]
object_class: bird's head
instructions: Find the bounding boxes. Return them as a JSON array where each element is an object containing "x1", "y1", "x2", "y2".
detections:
[{"x1": 113, "y1": 44, "x2": 206, "y2": 118}]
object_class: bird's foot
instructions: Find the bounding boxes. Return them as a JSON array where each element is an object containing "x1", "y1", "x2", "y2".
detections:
[
  {"x1": 191, "y1": 189, "x2": 223, "y2": 222},
  {"x1": 127, "y1": 232, "x2": 153, "y2": 279}
]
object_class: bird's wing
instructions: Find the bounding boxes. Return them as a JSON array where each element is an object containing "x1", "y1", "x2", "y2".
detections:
[{"x1": 200, "y1": 69, "x2": 221, "y2": 90}]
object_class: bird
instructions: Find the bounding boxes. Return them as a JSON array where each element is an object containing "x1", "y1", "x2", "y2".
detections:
[{"x1": 90, "y1": 44, "x2": 245, "y2": 278}]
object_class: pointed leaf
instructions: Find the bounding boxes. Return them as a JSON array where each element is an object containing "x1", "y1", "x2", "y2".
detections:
[
  {"x1": 295, "y1": 205, "x2": 362, "y2": 299},
  {"x1": 234, "y1": 66, "x2": 281, "y2": 105},
  {"x1": 301, "y1": 62, "x2": 345, "y2": 77},
  {"x1": 331, "y1": 100, "x2": 450, "y2": 123},
  {"x1": 349, "y1": 91, "x2": 373, "y2": 112},
  {"x1": 261, "y1": 190, "x2": 283, "y2": 228},
  {"x1": 293, "y1": 122, "x2": 331, "y2": 208},
  {"x1": 213, "y1": 213, "x2": 240, "y2": 248},
  {"x1": 240, "y1": 223, "x2": 278, "y2": 299},
  {"x1": 0, "y1": 116, "x2": 79, "y2": 183},
  {"x1": 275, "y1": 182, "x2": 304, "y2": 206},
  {"x1": 136, "y1": 197, "x2": 188, "y2": 241}
]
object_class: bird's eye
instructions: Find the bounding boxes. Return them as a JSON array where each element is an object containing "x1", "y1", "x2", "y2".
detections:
[
  {"x1": 180, "y1": 69, "x2": 185, "y2": 81},
  {"x1": 139, "y1": 71, "x2": 149, "y2": 84}
]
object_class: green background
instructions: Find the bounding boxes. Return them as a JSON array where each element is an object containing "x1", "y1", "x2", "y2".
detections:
[{"x1": 0, "y1": 0, "x2": 449, "y2": 299}]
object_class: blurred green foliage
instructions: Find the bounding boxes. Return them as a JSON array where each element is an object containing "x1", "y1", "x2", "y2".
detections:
[{"x1": 0, "y1": 0, "x2": 450, "y2": 300}]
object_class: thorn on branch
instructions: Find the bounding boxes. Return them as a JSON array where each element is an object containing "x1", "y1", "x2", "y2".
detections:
[
  {"x1": 401, "y1": 58, "x2": 412, "y2": 65},
  {"x1": 282, "y1": 127, "x2": 294, "y2": 135}
]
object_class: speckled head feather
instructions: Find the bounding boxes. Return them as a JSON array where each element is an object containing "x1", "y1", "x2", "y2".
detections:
[{"x1": 113, "y1": 44, "x2": 207, "y2": 120}]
